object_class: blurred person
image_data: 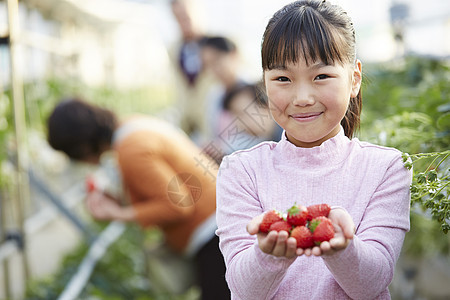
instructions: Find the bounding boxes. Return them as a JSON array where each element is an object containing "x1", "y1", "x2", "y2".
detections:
[
  {"x1": 168, "y1": 0, "x2": 215, "y2": 145},
  {"x1": 199, "y1": 36, "x2": 251, "y2": 154},
  {"x1": 212, "y1": 82, "x2": 283, "y2": 163},
  {"x1": 200, "y1": 36, "x2": 244, "y2": 94},
  {"x1": 47, "y1": 98, "x2": 230, "y2": 299}
]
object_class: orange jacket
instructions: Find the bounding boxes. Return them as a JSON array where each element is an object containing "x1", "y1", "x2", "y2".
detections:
[{"x1": 113, "y1": 117, "x2": 218, "y2": 253}]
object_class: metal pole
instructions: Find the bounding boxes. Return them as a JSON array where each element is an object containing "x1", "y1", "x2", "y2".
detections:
[
  {"x1": 28, "y1": 169, "x2": 97, "y2": 244},
  {"x1": 6, "y1": 0, "x2": 31, "y2": 283},
  {"x1": 57, "y1": 222, "x2": 126, "y2": 300},
  {"x1": 0, "y1": 190, "x2": 12, "y2": 299}
]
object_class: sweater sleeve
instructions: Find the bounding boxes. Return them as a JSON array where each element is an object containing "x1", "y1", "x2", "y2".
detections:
[
  {"x1": 216, "y1": 155, "x2": 296, "y2": 300},
  {"x1": 323, "y1": 152, "x2": 412, "y2": 299},
  {"x1": 120, "y1": 149, "x2": 195, "y2": 228}
]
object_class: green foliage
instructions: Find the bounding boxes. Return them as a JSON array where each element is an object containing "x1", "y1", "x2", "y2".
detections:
[
  {"x1": 25, "y1": 225, "x2": 199, "y2": 300},
  {"x1": 22, "y1": 78, "x2": 172, "y2": 131},
  {"x1": 0, "y1": 92, "x2": 14, "y2": 188},
  {"x1": 361, "y1": 56, "x2": 450, "y2": 153},
  {"x1": 361, "y1": 55, "x2": 450, "y2": 256},
  {"x1": 362, "y1": 56, "x2": 450, "y2": 124},
  {"x1": 402, "y1": 151, "x2": 450, "y2": 234},
  {"x1": 402, "y1": 210, "x2": 450, "y2": 257},
  {"x1": 25, "y1": 225, "x2": 156, "y2": 300}
]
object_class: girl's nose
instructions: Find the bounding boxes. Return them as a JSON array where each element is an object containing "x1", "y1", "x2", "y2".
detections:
[{"x1": 292, "y1": 86, "x2": 315, "y2": 107}]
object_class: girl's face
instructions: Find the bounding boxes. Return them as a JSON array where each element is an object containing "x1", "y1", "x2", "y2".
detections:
[{"x1": 264, "y1": 58, "x2": 362, "y2": 148}]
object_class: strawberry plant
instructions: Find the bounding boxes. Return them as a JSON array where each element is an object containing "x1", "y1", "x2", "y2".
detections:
[
  {"x1": 402, "y1": 151, "x2": 450, "y2": 233},
  {"x1": 361, "y1": 56, "x2": 449, "y2": 237}
]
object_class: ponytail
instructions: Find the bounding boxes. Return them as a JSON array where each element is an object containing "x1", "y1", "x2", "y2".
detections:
[{"x1": 341, "y1": 89, "x2": 362, "y2": 138}]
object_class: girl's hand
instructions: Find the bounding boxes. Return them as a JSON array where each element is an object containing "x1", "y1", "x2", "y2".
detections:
[
  {"x1": 296, "y1": 207, "x2": 355, "y2": 257},
  {"x1": 247, "y1": 214, "x2": 298, "y2": 259}
]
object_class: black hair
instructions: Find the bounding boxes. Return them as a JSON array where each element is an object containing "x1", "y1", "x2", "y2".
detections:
[
  {"x1": 47, "y1": 98, "x2": 117, "y2": 161},
  {"x1": 200, "y1": 36, "x2": 237, "y2": 53},
  {"x1": 261, "y1": 0, "x2": 361, "y2": 137},
  {"x1": 223, "y1": 82, "x2": 268, "y2": 111}
]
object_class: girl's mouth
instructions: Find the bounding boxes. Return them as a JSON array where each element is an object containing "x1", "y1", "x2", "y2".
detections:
[{"x1": 290, "y1": 112, "x2": 322, "y2": 122}]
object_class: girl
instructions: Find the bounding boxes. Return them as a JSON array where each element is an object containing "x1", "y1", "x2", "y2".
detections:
[{"x1": 215, "y1": 1, "x2": 412, "y2": 299}]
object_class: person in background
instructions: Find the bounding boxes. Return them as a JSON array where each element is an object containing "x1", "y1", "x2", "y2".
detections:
[
  {"x1": 199, "y1": 36, "x2": 252, "y2": 156},
  {"x1": 47, "y1": 98, "x2": 230, "y2": 299},
  {"x1": 216, "y1": 1, "x2": 412, "y2": 299},
  {"x1": 168, "y1": 0, "x2": 215, "y2": 145},
  {"x1": 210, "y1": 82, "x2": 283, "y2": 163},
  {"x1": 223, "y1": 82, "x2": 283, "y2": 142}
]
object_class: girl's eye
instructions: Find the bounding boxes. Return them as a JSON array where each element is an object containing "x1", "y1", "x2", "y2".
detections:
[
  {"x1": 315, "y1": 74, "x2": 329, "y2": 80},
  {"x1": 276, "y1": 76, "x2": 290, "y2": 82}
]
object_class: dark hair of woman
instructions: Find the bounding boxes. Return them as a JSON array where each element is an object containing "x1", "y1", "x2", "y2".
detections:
[{"x1": 47, "y1": 98, "x2": 117, "y2": 160}]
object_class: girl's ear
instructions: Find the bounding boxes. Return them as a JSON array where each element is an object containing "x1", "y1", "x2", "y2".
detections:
[{"x1": 350, "y1": 59, "x2": 362, "y2": 98}]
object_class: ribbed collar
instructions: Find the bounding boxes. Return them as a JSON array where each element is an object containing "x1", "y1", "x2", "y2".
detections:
[{"x1": 274, "y1": 127, "x2": 352, "y2": 168}]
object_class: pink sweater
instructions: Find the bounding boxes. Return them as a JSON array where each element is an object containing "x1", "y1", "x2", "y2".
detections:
[{"x1": 216, "y1": 129, "x2": 412, "y2": 299}]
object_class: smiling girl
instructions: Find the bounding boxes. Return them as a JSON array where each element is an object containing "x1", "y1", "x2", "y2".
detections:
[{"x1": 215, "y1": 1, "x2": 412, "y2": 299}]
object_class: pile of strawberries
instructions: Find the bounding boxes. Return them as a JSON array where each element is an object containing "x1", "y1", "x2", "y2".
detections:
[{"x1": 259, "y1": 203, "x2": 334, "y2": 248}]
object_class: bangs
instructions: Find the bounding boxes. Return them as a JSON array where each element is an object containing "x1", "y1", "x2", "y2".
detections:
[{"x1": 262, "y1": 5, "x2": 346, "y2": 70}]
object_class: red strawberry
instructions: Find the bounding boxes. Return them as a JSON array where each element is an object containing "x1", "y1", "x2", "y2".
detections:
[
  {"x1": 259, "y1": 210, "x2": 283, "y2": 233},
  {"x1": 269, "y1": 220, "x2": 292, "y2": 233},
  {"x1": 290, "y1": 226, "x2": 314, "y2": 248},
  {"x1": 307, "y1": 204, "x2": 331, "y2": 221},
  {"x1": 286, "y1": 203, "x2": 308, "y2": 226},
  {"x1": 309, "y1": 216, "x2": 335, "y2": 245},
  {"x1": 85, "y1": 176, "x2": 96, "y2": 193}
]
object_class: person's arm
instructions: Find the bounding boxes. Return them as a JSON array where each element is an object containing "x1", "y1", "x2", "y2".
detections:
[
  {"x1": 216, "y1": 155, "x2": 296, "y2": 300},
  {"x1": 119, "y1": 148, "x2": 195, "y2": 228},
  {"x1": 322, "y1": 153, "x2": 412, "y2": 299}
]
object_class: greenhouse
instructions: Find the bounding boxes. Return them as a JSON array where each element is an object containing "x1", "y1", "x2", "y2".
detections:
[{"x1": 0, "y1": 0, "x2": 449, "y2": 299}]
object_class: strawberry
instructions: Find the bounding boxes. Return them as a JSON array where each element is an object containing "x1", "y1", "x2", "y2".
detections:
[
  {"x1": 286, "y1": 203, "x2": 308, "y2": 226},
  {"x1": 290, "y1": 225, "x2": 314, "y2": 248},
  {"x1": 269, "y1": 220, "x2": 292, "y2": 233},
  {"x1": 85, "y1": 176, "x2": 96, "y2": 193},
  {"x1": 309, "y1": 216, "x2": 335, "y2": 245},
  {"x1": 259, "y1": 210, "x2": 283, "y2": 233},
  {"x1": 307, "y1": 203, "x2": 331, "y2": 221}
]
